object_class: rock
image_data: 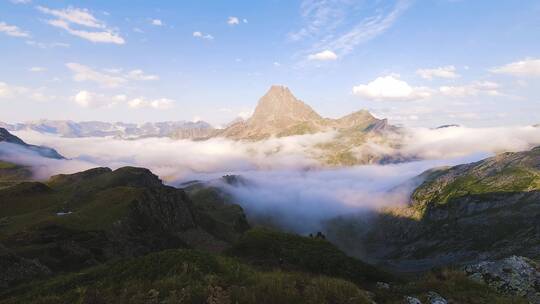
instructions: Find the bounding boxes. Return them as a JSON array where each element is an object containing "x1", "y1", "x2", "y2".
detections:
[
  {"x1": 464, "y1": 255, "x2": 540, "y2": 303},
  {"x1": 427, "y1": 291, "x2": 447, "y2": 304},
  {"x1": 405, "y1": 296, "x2": 422, "y2": 304},
  {"x1": 376, "y1": 281, "x2": 390, "y2": 289}
]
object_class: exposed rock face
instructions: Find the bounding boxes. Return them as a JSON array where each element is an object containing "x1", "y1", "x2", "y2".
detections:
[
  {"x1": 427, "y1": 292, "x2": 447, "y2": 304},
  {"x1": 0, "y1": 128, "x2": 64, "y2": 159},
  {"x1": 219, "y1": 85, "x2": 324, "y2": 140},
  {"x1": 361, "y1": 147, "x2": 540, "y2": 271},
  {"x1": 217, "y1": 85, "x2": 402, "y2": 165},
  {"x1": 464, "y1": 256, "x2": 540, "y2": 303}
]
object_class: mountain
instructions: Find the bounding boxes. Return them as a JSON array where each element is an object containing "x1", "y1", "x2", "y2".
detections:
[
  {"x1": 219, "y1": 85, "x2": 396, "y2": 140},
  {"x1": 217, "y1": 85, "x2": 402, "y2": 165},
  {"x1": 0, "y1": 120, "x2": 215, "y2": 140},
  {"x1": 0, "y1": 128, "x2": 64, "y2": 160},
  {"x1": 0, "y1": 166, "x2": 249, "y2": 287},
  {"x1": 359, "y1": 146, "x2": 540, "y2": 271}
]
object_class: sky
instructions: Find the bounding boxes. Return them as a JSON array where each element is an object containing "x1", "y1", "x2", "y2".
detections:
[{"x1": 1, "y1": 0, "x2": 540, "y2": 127}]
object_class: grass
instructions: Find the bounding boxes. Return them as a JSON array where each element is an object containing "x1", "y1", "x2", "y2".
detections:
[
  {"x1": 0, "y1": 249, "x2": 373, "y2": 304},
  {"x1": 226, "y1": 228, "x2": 394, "y2": 285}
]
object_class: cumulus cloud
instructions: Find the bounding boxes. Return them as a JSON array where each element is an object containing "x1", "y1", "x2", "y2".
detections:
[
  {"x1": 37, "y1": 6, "x2": 125, "y2": 44},
  {"x1": 72, "y1": 90, "x2": 125, "y2": 108},
  {"x1": 416, "y1": 65, "x2": 460, "y2": 80},
  {"x1": 491, "y1": 58, "x2": 540, "y2": 77},
  {"x1": 352, "y1": 75, "x2": 432, "y2": 101},
  {"x1": 151, "y1": 19, "x2": 163, "y2": 26},
  {"x1": 0, "y1": 21, "x2": 30, "y2": 38},
  {"x1": 127, "y1": 97, "x2": 174, "y2": 110},
  {"x1": 307, "y1": 50, "x2": 337, "y2": 61},
  {"x1": 193, "y1": 31, "x2": 214, "y2": 40},
  {"x1": 227, "y1": 16, "x2": 240, "y2": 25}
]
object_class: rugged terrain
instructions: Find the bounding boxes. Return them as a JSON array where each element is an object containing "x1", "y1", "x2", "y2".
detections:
[
  {"x1": 360, "y1": 147, "x2": 540, "y2": 272},
  {"x1": 0, "y1": 128, "x2": 534, "y2": 303}
]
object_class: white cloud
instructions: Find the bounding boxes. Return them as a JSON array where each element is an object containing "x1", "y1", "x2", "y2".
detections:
[
  {"x1": 227, "y1": 16, "x2": 240, "y2": 25},
  {"x1": 416, "y1": 65, "x2": 460, "y2": 80},
  {"x1": 10, "y1": 0, "x2": 31, "y2": 4},
  {"x1": 128, "y1": 97, "x2": 174, "y2": 110},
  {"x1": 439, "y1": 81, "x2": 501, "y2": 97},
  {"x1": 294, "y1": 0, "x2": 410, "y2": 59},
  {"x1": 37, "y1": 6, "x2": 125, "y2": 44},
  {"x1": 307, "y1": 50, "x2": 337, "y2": 61},
  {"x1": 75, "y1": 92, "x2": 123, "y2": 108},
  {"x1": 66, "y1": 63, "x2": 126, "y2": 88},
  {"x1": 273, "y1": 62, "x2": 281, "y2": 67},
  {"x1": 0, "y1": 81, "x2": 55, "y2": 102},
  {"x1": 193, "y1": 31, "x2": 214, "y2": 40},
  {"x1": 151, "y1": 19, "x2": 163, "y2": 26},
  {"x1": 29, "y1": 67, "x2": 46, "y2": 72},
  {"x1": 66, "y1": 63, "x2": 159, "y2": 88},
  {"x1": 126, "y1": 69, "x2": 159, "y2": 81},
  {"x1": 0, "y1": 21, "x2": 30, "y2": 38},
  {"x1": 25, "y1": 40, "x2": 69, "y2": 48},
  {"x1": 72, "y1": 90, "x2": 124, "y2": 108},
  {"x1": 352, "y1": 75, "x2": 432, "y2": 101},
  {"x1": 491, "y1": 58, "x2": 540, "y2": 77}
]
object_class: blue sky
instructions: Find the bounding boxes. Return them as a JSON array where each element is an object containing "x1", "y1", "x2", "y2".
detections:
[{"x1": 1, "y1": 0, "x2": 539, "y2": 127}]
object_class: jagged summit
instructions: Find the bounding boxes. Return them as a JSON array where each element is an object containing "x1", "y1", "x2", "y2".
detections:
[
  {"x1": 218, "y1": 85, "x2": 397, "y2": 144},
  {"x1": 248, "y1": 85, "x2": 322, "y2": 126}
]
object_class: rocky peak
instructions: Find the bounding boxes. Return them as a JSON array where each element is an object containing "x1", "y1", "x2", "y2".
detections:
[{"x1": 248, "y1": 85, "x2": 322, "y2": 126}]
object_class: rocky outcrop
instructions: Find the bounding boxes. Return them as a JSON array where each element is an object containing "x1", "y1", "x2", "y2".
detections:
[{"x1": 464, "y1": 256, "x2": 540, "y2": 303}]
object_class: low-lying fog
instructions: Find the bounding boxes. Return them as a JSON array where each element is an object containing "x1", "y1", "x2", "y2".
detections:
[{"x1": 3, "y1": 125, "x2": 540, "y2": 234}]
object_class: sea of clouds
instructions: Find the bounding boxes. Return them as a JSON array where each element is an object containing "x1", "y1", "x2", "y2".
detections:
[{"x1": 2, "y1": 125, "x2": 540, "y2": 234}]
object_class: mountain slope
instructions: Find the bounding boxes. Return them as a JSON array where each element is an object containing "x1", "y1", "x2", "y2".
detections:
[
  {"x1": 362, "y1": 147, "x2": 540, "y2": 271},
  {"x1": 0, "y1": 128, "x2": 64, "y2": 159},
  {"x1": 0, "y1": 166, "x2": 249, "y2": 286}
]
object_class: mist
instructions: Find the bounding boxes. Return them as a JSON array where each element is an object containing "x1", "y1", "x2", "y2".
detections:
[{"x1": 3, "y1": 125, "x2": 540, "y2": 235}]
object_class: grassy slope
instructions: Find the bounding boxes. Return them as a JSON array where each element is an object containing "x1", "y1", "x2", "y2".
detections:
[
  {"x1": 0, "y1": 249, "x2": 374, "y2": 304},
  {"x1": 411, "y1": 149, "x2": 540, "y2": 214}
]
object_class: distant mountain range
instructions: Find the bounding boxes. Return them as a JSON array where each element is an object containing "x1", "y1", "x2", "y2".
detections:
[
  {"x1": 2, "y1": 85, "x2": 403, "y2": 165},
  {"x1": 0, "y1": 120, "x2": 214, "y2": 140}
]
